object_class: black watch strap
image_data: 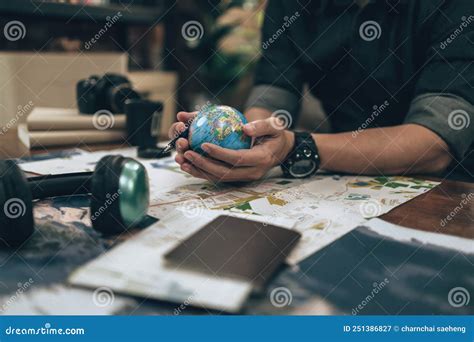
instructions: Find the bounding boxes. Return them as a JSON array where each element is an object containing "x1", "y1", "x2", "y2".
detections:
[{"x1": 281, "y1": 132, "x2": 320, "y2": 178}]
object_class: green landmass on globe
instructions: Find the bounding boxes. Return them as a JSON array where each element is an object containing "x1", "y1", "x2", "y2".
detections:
[{"x1": 189, "y1": 105, "x2": 252, "y2": 154}]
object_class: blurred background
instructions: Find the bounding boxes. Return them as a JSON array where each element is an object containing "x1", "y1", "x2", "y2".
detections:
[
  {"x1": 0, "y1": 0, "x2": 264, "y2": 141},
  {"x1": 0, "y1": 0, "x2": 471, "y2": 178}
]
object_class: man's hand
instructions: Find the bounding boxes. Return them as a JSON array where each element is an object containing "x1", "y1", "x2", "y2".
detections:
[
  {"x1": 172, "y1": 116, "x2": 295, "y2": 183},
  {"x1": 168, "y1": 110, "x2": 197, "y2": 159}
]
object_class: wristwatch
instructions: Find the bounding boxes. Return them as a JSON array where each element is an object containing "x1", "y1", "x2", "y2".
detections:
[{"x1": 281, "y1": 132, "x2": 320, "y2": 178}]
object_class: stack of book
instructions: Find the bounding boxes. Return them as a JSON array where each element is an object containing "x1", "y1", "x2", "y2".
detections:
[{"x1": 19, "y1": 107, "x2": 127, "y2": 148}]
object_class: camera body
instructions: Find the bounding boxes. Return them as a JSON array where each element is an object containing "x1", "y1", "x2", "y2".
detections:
[
  {"x1": 76, "y1": 73, "x2": 167, "y2": 158},
  {"x1": 76, "y1": 73, "x2": 141, "y2": 114}
]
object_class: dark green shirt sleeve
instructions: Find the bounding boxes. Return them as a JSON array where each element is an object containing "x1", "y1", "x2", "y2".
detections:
[
  {"x1": 404, "y1": 94, "x2": 473, "y2": 159},
  {"x1": 405, "y1": 2, "x2": 474, "y2": 159}
]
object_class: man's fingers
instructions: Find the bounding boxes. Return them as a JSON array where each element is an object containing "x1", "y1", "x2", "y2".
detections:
[
  {"x1": 168, "y1": 122, "x2": 186, "y2": 139},
  {"x1": 201, "y1": 143, "x2": 266, "y2": 166},
  {"x1": 183, "y1": 151, "x2": 260, "y2": 182},
  {"x1": 168, "y1": 112, "x2": 198, "y2": 139},
  {"x1": 175, "y1": 153, "x2": 185, "y2": 165},
  {"x1": 181, "y1": 162, "x2": 226, "y2": 183},
  {"x1": 243, "y1": 117, "x2": 282, "y2": 137},
  {"x1": 177, "y1": 111, "x2": 198, "y2": 125},
  {"x1": 175, "y1": 138, "x2": 189, "y2": 153},
  {"x1": 184, "y1": 151, "x2": 233, "y2": 179}
]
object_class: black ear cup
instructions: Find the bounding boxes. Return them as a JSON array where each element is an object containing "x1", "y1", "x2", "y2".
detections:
[
  {"x1": 0, "y1": 154, "x2": 149, "y2": 247},
  {"x1": 0, "y1": 160, "x2": 34, "y2": 247},
  {"x1": 90, "y1": 155, "x2": 129, "y2": 235}
]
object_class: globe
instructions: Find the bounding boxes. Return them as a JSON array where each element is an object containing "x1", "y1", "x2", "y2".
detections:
[{"x1": 189, "y1": 105, "x2": 252, "y2": 154}]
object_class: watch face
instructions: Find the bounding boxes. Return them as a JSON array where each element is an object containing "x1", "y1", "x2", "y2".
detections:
[{"x1": 289, "y1": 159, "x2": 317, "y2": 178}]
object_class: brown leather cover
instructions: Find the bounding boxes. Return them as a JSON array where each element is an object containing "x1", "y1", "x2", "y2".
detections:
[{"x1": 164, "y1": 215, "x2": 301, "y2": 288}]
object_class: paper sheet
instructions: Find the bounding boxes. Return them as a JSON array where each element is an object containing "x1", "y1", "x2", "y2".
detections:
[
  {"x1": 20, "y1": 148, "x2": 136, "y2": 175},
  {"x1": 69, "y1": 222, "x2": 253, "y2": 313},
  {"x1": 0, "y1": 284, "x2": 135, "y2": 315},
  {"x1": 148, "y1": 171, "x2": 439, "y2": 264},
  {"x1": 365, "y1": 218, "x2": 474, "y2": 254}
]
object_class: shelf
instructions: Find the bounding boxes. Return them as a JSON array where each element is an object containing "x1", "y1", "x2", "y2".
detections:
[{"x1": 0, "y1": 0, "x2": 165, "y2": 25}]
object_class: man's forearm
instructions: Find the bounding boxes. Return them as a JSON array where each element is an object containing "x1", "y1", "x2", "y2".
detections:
[
  {"x1": 244, "y1": 107, "x2": 452, "y2": 175},
  {"x1": 313, "y1": 124, "x2": 452, "y2": 175}
]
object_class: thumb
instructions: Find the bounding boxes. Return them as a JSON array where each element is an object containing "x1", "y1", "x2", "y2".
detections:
[
  {"x1": 243, "y1": 117, "x2": 282, "y2": 137},
  {"x1": 177, "y1": 111, "x2": 198, "y2": 125}
]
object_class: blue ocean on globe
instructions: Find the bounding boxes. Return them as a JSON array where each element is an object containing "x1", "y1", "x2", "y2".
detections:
[{"x1": 189, "y1": 105, "x2": 252, "y2": 154}]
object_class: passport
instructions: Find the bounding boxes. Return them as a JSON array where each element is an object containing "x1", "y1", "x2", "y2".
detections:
[{"x1": 164, "y1": 215, "x2": 301, "y2": 288}]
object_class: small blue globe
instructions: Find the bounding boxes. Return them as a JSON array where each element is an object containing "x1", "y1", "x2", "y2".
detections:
[{"x1": 189, "y1": 105, "x2": 252, "y2": 154}]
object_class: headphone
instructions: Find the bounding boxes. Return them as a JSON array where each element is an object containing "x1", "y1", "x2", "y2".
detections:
[{"x1": 0, "y1": 155, "x2": 150, "y2": 248}]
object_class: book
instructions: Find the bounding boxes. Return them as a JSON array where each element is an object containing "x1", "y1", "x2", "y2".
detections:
[
  {"x1": 18, "y1": 124, "x2": 126, "y2": 148},
  {"x1": 26, "y1": 107, "x2": 126, "y2": 131}
]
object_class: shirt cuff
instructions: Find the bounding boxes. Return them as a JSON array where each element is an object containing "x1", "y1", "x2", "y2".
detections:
[
  {"x1": 404, "y1": 93, "x2": 474, "y2": 160},
  {"x1": 245, "y1": 85, "x2": 300, "y2": 117}
]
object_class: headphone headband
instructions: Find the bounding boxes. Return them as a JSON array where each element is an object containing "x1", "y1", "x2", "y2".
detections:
[{"x1": 27, "y1": 172, "x2": 93, "y2": 200}]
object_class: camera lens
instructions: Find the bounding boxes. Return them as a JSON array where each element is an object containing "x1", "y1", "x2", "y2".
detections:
[
  {"x1": 125, "y1": 99, "x2": 163, "y2": 148},
  {"x1": 108, "y1": 84, "x2": 141, "y2": 113}
]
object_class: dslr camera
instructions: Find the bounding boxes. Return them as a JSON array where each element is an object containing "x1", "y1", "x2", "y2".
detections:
[{"x1": 76, "y1": 73, "x2": 141, "y2": 114}]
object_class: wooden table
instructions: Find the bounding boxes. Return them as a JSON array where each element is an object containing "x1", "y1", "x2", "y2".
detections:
[
  {"x1": 2, "y1": 128, "x2": 472, "y2": 240},
  {"x1": 382, "y1": 179, "x2": 473, "y2": 239}
]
